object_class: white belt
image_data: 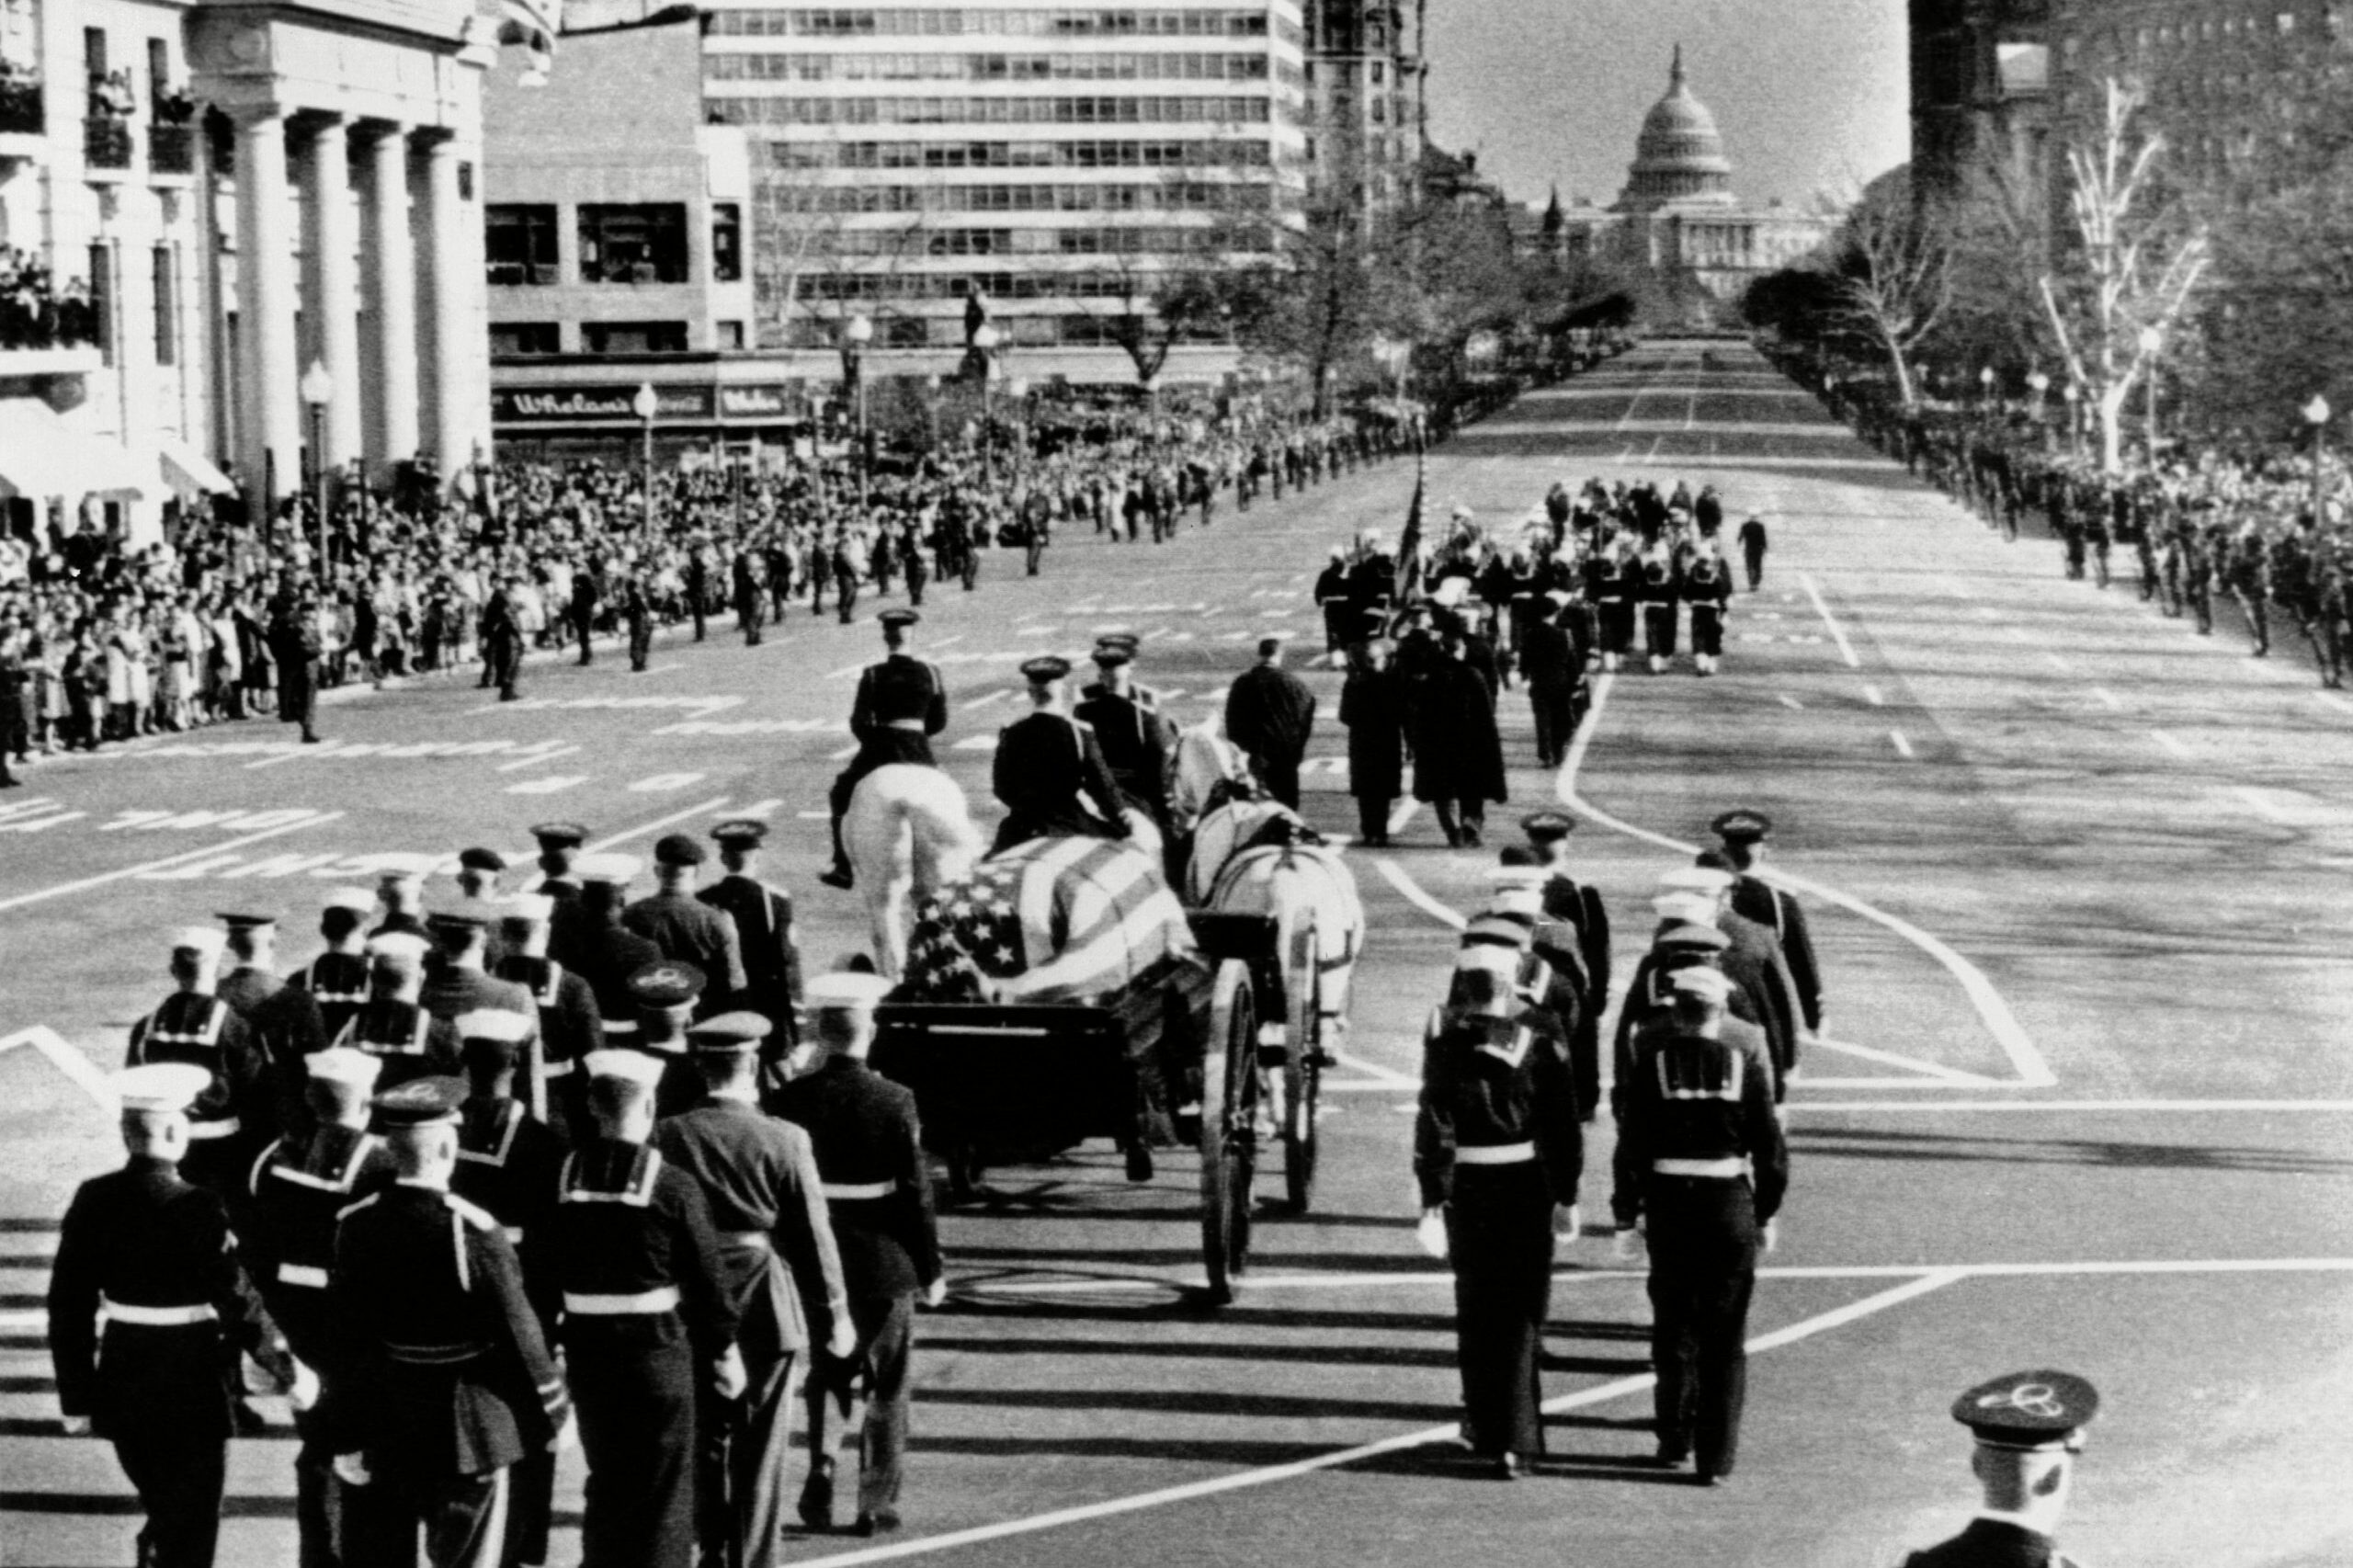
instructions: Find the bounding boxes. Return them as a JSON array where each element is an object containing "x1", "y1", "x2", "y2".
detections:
[
  {"x1": 1454, "y1": 1142, "x2": 1536, "y2": 1166},
  {"x1": 563, "y1": 1286, "x2": 681, "y2": 1315},
  {"x1": 186, "y1": 1118, "x2": 241, "y2": 1141},
  {"x1": 1653, "y1": 1157, "x2": 1749, "y2": 1178},
  {"x1": 821, "y1": 1180, "x2": 896, "y2": 1200},
  {"x1": 277, "y1": 1263, "x2": 330, "y2": 1290},
  {"x1": 602, "y1": 1020, "x2": 640, "y2": 1037},
  {"x1": 885, "y1": 719, "x2": 927, "y2": 732},
  {"x1": 538, "y1": 1058, "x2": 574, "y2": 1077},
  {"x1": 721, "y1": 1230, "x2": 771, "y2": 1250},
  {"x1": 102, "y1": 1296, "x2": 217, "y2": 1326}
]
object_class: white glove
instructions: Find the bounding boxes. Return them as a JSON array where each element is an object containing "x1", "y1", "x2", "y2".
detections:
[
  {"x1": 1552, "y1": 1202, "x2": 1582, "y2": 1242},
  {"x1": 1608, "y1": 1226, "x2": 1643, "y2": 1264},
  {"x1": 827, "y1": 1318, "x2": 859, "y2": 1360},
  {"x1": 712, "y1": 1344, "x2": 748, "y2": 1403},
  {"x1": 287, "y1": 1358, "x2": 322, "y2": 1413},
  {"x1": 333, "y1": 1452, "x2": 373, "y2": 1487},
  {"x1": 921, "y1": 1277, "x2": 948, "y2": 1310},
  {"x1": 1761, "y1": 1219, "x2": 1779, "y2": 1256},
  {"x1": 1415, "y1": 1208, "x2": 1449, "y2": 1261},
  {"x1": 58, "y1": 1415, "x2": 92, "y2": 1437}
]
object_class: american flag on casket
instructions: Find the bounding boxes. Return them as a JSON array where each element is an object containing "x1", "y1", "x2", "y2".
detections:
[{"x1": 903, "y1": 835, "x2": 1199, "y2": 1005}]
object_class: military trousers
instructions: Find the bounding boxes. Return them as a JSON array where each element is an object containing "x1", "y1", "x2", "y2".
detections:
[
  {"x1": 807, "y1": 1292, "x2": 915, "y2": 1520},
  {"x1": 1643, "y1": 1176, "x2": 1761, "y2": 1478},
  {"x1": 1443, "y1": 1165, "x2": 1556, "y2": 1460},
  {"x1": 572, "y1": 1332, "x2": 699, "y2": 1568},
  {"x1": 112, "y1": 1426, "x2": 228, "y2": 1568},
  {"x1": 699, "y1": 1342, "x2": 804, "y2": 1568},
  {"x1": 341, "y1": 1461, "x2": 509, "y2": 1568}
]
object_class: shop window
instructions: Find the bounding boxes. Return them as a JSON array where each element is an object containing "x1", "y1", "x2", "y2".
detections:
[{"x1": 490, "y1": 322, "x2": 563, "y2": 356}]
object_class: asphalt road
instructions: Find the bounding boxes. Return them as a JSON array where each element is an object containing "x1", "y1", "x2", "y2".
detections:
[{"x1": 5, "y1": 341, "x2": 2350, "y2": 1568}]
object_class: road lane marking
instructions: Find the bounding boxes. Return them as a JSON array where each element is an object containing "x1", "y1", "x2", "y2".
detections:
[
  {"x1": 1778, "y1": 694, "x2": 1805, "y2": 710},
  {"x1": 1811, "y1": 1037, "x2": 1997, "y2": 1085},
  {"x1": 1798, "y1": 574, "x2": 1860, "y2": 667},
  {"x1": 494, "y1": 744, "x2": 581, "y2": 772},
  {"x1": 627, "y1": 772, "x2": 708, "y2": 793},
  {"x1": 504, "y1": 775, "x2": 587, "y2": 795},
  {"x1": 585, "y1": 797, "x2": 733, "y2": 852},
  {"x1": 2150, "y1": 729, "x2": 2192, "y2": 759},
  {"x1": 0, "y1": 814, "x2": 346, "y2": 915},
  {"x1": 2042, "y1": 653, "x2": 2070, "y2": 674},
  {"x1": 1889, "y1": 729, "x2": 1915, "y2": 758},
  {"x1": 1562, "y1": 676, "x2": 2053, "y2": 1087},
  {"x1": 961, "y1": 689, "x2": 1011, "y2": 710},
  {"x1": 1861, "y1": 684, "x2": 1884, "y2": 707},
  {"x1": 2314, "y1": 691, "x2": 2353, "y2": 716},
  {"x1": 245, "y1": 740, "x2": 339, "y2": 769},
  {"x1": 1330, "y1": 1051, "x2": 1418, "y2": 1089},
  {"x1": 1370, "y1": 858, "x2": 1465, "y2": 930},
  {"x1": 787, "y1": 1273, "x2": 1966, "y2": 1568},
  {"x1": 0, "y1": 1025, "x2": 120, "y2": 1109},
  {"x1": 2233, "y1": 787, "x2": 2295, "y2": 824},
  {"x1": 1385, "y1": 800, "x2": 1421, "y2": 835},
  {"x1": 1792, "y1": 1098, "x2": 2353, "y2": 1113},
  {"x1": 2088, "y1": 687, "x2": 2123, "y2": 710}
]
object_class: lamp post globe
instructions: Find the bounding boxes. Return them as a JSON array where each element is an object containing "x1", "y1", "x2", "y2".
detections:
[{"x1": 632, "y1": 382, "x2": 658, "y2": 529}]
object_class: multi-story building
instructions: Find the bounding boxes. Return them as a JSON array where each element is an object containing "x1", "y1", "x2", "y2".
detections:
[
  {"x1": 1910, "y1": 0, "x2": 2052, "y2": 209},
  {"x1": 697, "y1": 0, "x2": 1313, "y2": 384},
  {"x1": 1301, "y1": 0, "x2": 1421, "y2": 222},
  {"x1": 1, "y1": 0, "x2": 517, "y2": 545}
]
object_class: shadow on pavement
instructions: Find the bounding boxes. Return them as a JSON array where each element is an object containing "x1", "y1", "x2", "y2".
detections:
[{"x1": 1788, "y1": 1127, "x2": 2353, "y2": 1176}]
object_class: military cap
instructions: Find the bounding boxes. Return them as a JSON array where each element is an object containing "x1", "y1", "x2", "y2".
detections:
[
  {"x1": 1096, "y1": 631, "x2": 1141, "y2": 653},
  {"x1": 628, "y1": 961, "x2": 707, "y2": 1010},
  {"x1": 529, "y1": 822, "x2": 590, "y2": 848},
  {"x1": 1522, "y1": 811, "x2": 1576, "y2": 843},
  {"x1": 806, "y1": 971, "x2": 892, "y2": 1011},
  {"x1": 1090, "y1": 643, "x2": 1133, "y2": 668},
  {"x1": 373, "y1": 854, "x2": 437, "y2": 887},
  {"x1": 878, "y1": 608, "x2": 921, "y2": 630},
  {"x1": 1655, "y1": 922, "x2": 1730, "y2": 952},
  {"x1": 371, "y1": 1075, "x2": 468, "y2": 1129},
  {"x1": 500, "y1": 892, "x2": 555, "y2": 926},
  {"x1": 1711, "y1": 810, "x2": 1773, "y2": 845},
  {"x1": 323, "y1": 887, "x2": 378, "y2": 915},
  {"x1": 652, "y1": 833, "x2": 707, "y2": 868},
  {"x1": 574, "y1": 853, "x2": 641, "y2": 886},
  {"x1": 366, "y1": 931, "x2": 432, "y2": 967},
  {"x1": 110, "y1": 1062, "x2": 212, "y2": 1116},
  {"x1": 710, "y1": 819, "x2": 769, "y2": 849},
  {"x1": 1952, "y1": 1370, "x2": 2099, "y2": 1451},
  {"x1": 687, "y1": 1011, "x2": 773, "y2": 1054},
  {"x1": 426, "y1": 902, "x2": 500, "y2": 935},
  {"x1": 216, "y1": 911, "x2": 278, "y2": 934},
  {"x1": 583, "y1": 1049, "x2": 665, "y2": 1089},
  {"x1": 458, "y1": 846, "x2": 508, "y2": 873},
  {"x1": 1020, "y1": 654, "x2": 1073, "y2": 684},
  {"x1": 171, "y1": 926, "x2": 228, "y2": 958},
  {"x1": 1658, "y1": 865, "x2": 1735, "y2": 897},
  {"x1": 306, "y1": 1047, "x2": 382, "y2": 1091},
  {"x1": 1667, "y1": 965, "x2": 1734, "y2": 1003}
]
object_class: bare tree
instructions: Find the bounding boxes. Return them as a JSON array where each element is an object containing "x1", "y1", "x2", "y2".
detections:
[
  {"x1": 2038, "y1": 78, "x2": 2209, "y2": 472},
  {"x1": 1816, "y1": 171, "x2": 1953, "y2": 410},
  {"x1": 748, "y1": 151, "x2": 931, "y2": 354}
]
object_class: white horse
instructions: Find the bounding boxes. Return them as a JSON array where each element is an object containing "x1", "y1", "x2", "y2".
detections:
[
  {"x1": 1169, "y1": 720, "x2": 1251, "y2": 837},
  {"x1": 843, "y1": 765, "x2": 986, "y2": 981},
  {"x1": 1188, "y1": 796, "x2": 1366, "y2": 1051}
]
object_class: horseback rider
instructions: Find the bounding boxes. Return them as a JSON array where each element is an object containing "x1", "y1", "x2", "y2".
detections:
[
  {"x1": 1074, "y1": 637, "x2": 1174, "y2": 833},
  {"x1": 821, "y1": 608, "x2": 948, "y2": 892},
  {"x1": 990, "y1": 655, "x2": 1131, "y2": 857}
]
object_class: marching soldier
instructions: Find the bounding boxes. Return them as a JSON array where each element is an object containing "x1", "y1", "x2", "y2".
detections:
[
  {"x1": 528, "y1": 821, "x2": 590, "y2": 918},
  {"x1": 541, "y1": 1051, "x2": 744, "y2": 1568},
  {"x1": 771, "y1": 972, "x2": 945, "y2": 1538},
  {"x1": 1523, "y1": 812, "x2": 1611, "y2": 1016},
  {"x1": 1900, "y1": 1371, "x2": 2101, "y2": 1568},
  {"x1": 216, "y1": 911, "x2": 328, "y2": 1134},
  {"x1": 51, "y1": 1062, "x2": 293, "y2": 1568},
  {"x1": 654, "y1": 1013, "x2": 857, "y2": 1568},
  {"x1": 1414, "y1": 947, "x2": 1583, "y2": 1479},
  {"x1": 335, "y1": 931, "x2": 463, "y2": 1089},
  {"x1": 1637, "y1": 543, "x2": 1681, "y2": 674},
  {"x1": 328, "y1": 1076, "x2": 571, "y2": 1568},
  {"x1": 698, "y1": 820, "x2": 804, "y2": 1062},
  {"x1": 622, "y1": 960, "x2": 714, "y2": 1119},
  {"x1": 289, "y1": 887, "x2": 380, "y2": 1050},
  {"x1": 1710, "y1": 811, "x2": 1824, "y2": 1046},
  {"x1": 1683, "y1": 545, "x2": 1732, "y2": 676},
  {"x1": 1073, "y1": 639, "x2": 1174, "y2": 831},
  {"x1": 1653, "y1": 868, "x2": 1802, "y2": 1097},
  {"x1": 496, "y1": 892, "x2": 606, "y2": 1132},
  {"x1": 126, "y1": 926, "x2": 274, "y2": 1198},
  {"x1": 558, "y1": 855, "x2": 666, "y2": 1038},
  {"x1": 369, "y1": 859, "x2": 433, "y2": 942},
  {"x1": 625, "y1": 835, "x2": 748, "y2": 1011},
  {"x1": 1609, "y1": 967, "x2": 1787, "y2": 1486},
  {"x1": 243, "y1": 1048, "x2": 398, "y2": 1568},
  {"x1": 991, "y1": 655, "x2": 1131, "y2": 855},
  {"x1": 821, "y1": 608, "x2": 949, "y2": 892},
  {"x1": 421, "y1": 903, "x2": 541, "y2": 1040}
]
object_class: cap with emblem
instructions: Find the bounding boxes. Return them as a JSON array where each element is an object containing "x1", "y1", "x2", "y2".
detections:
[
  {"x1": 499, "y1": 893, "x2": 554, "y2": 926},
  {"x1": 1711, "y1": 810, "x2": 1773, "y2": 845},
  {"x1": 574, "y1": 853, "x2": 641, "y2": 887},
  {"x1": 306, "y1": 1047, "x2": 383, "y2": 1091},
  {"x1": 323, "y1": 887, "x2": 377, "y2": 916},
  {"x1": 110, "y1": 1062, "x2": 212, "y2": 1117},
  {"x1": 878, "y1": 608, "x2": 921, "y2": 630},
  {"x1": 1667, "y1": 965, "x2": 1734, "y2": 1003},
  {"x1": 1097, "y1": 632, "x2": 1141, "y2": 653},
  {"x1": 1658, "y1": 866, "x2": 1735, "y2": 897},
  {"x1": 710, "y1": 819, "x2": 768, "y2": 850},
  {"x1": 687, "y1": 1011, "x2": 773, "y2": 1054},
  {"x1": 628, "y1": 961, "x2": 707, "y2": 1011},
  {"x1": 457, "y1": 846, "x2": 508, "y2": 873},
  {"x1": 371, "y1": 1074, "x2": 468, "y2": 1129},
  {"x1": 1521, "y1": 812, "x2": 1576, "y2": 843},
  {"x1": 805, "y1": 971, "x2": 892, "y2": 1011},
  {"x1": 583, "y1": 1050, "x2": 666, "y2": 1089},
  {"x1": 1951, "y1": 1370, "x2": 2099, "y2": 1451},
  {"x1": 652, "y1": 833, "x2": 706, "y2": 869},
  {"x1": 1020, "y1": 654, "x2": 1072, "y2": 685},
  {"x1": 529, "y1": 822, "x2": 590, "y2": 849},
  {"x1": 171, "y1": 926, "x2": 228, "y2": 958},
  {"x1": 425, "y1": 903, "x2": 499, "y2": 936},
  {"x1": 1655, "y1": 922, "x2": 1731, "y2": 953}
]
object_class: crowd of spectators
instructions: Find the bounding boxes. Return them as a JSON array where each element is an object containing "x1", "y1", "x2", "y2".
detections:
[{"x1": 1, "y1": 249, "x2": 99, "y2": 353}]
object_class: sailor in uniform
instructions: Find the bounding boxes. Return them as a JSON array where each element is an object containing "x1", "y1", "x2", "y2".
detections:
[
  {"x1": 335, "y1": 931, "x2": 463, "y2": 1091},
  {"x1": 494, "y1": 892, "x2": 606, "y2": 1132},
  {"x1": 125, "y1": 926, "x2": 274, "y2": 1198},
  {"x1": 291, "y1": 888, "x2": 380, "y2": 1048}
]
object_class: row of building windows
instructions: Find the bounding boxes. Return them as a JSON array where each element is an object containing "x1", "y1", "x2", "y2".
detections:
[
  {"x1": 768, "y1": 267, "x2": 1189, "y2": 301},
  {"x1": 763, "y1": 134, "x2": 1276, "y2": 168},
  {"x1": 704, "y1": 7, "x2": 1295, "y2": 41},
  {"x1": 491, "y1": 320, "x2": 748, "y2": 356},
  {"x1": 708, "y1": 93, "x2": 1276, "y2": 126},
  {"x1": 704, "y1": 49, "x2": 1278, "y2": 80},
  {"x1": 756, "y1": 178, "x2": 1265, "y2": 212},
  {"x1": 771, "y1": 309, "x2": 1221, "y2": 347},
  {"x1": 817, "y1": 222, "x2": 1236, "y2": 256},
  {"x1": 485, "y1": 204, "x2": 745, "y2": 286}
]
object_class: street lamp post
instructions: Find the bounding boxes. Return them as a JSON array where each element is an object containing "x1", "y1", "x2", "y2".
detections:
[
  {"x1": 843, "y1": 312, "x2": 873, "y2": 516},
  {"x1": 299, "y1": 359, "x2": 334, "y2": 574},
  {"x1": 923, "y1": 374, "x2": 941, "y2": 452},
  {"x1": 972, "y1": 323, "x2": 1002, "y2": 487},
  {"x1": 631, "y1": 382, "x2": 658, "y2": 531},
  {"x1": 2304, "y1": 393, "x2": 2331, "y2": 526},
  {"x1": 2138, "y1": 326, "x2": 2163, "y2": 462}
]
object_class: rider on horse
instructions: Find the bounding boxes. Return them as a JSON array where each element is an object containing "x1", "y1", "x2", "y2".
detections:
[
  {"x1": 822, "y1": 608, "x2": 948, "y2": 891},
  {"x1": 1074, "y1": 636, "x2": 1174, "y2": 835},
  {"x1": 989, "y1": 655, "x2": 1131, "y2": 858}
]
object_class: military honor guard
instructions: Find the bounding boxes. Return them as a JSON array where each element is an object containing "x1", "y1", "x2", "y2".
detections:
[
  {"x1": 1711, "y1": 810, "x2": 1825, "y2": 1044},
  {"x1": 335, "y1": 931, "x2": 463, "y2": 1088},
  {"x1": 369, "y1": 858, "x2": 434, "y2": 940},
  {"x1": 822, "y1": 608, "x2": 949, "y2": 891},
  {"x1": 421, "y1": 903, "x2": 541, "y2": 1041},
  {"x1": 1609, "y1": 967, "x2": 1788, "y2": 1485},
  {"x1": 1073, "y1": 637, "x2": 1174, "y2": 830},
  {"x1": 542, "y1": 1050, "x2": 743, "y2": 1568},
  {"x1": 215, "y1": 910, "x2": 329, "y2": 1139},
  {"x1": 625, "y1": 835, "x2": 749, "y2": 1010},
  {"x1": 1900, "y1": 1371, "x2": 2100, "y2": 1568},
  {"x1": 697, "y1": 819, "x2": 805, "y2": 1064},
  {"x1": 771, "y1": 971, "x2": 945, "y2": 1537},
  {"x1": 328, "y1": 1076, "x2": 571, "y2": 1568},
  {"x1": 49, "y1": 1062, "x2": 293, "y2": 1568},
  {"x1": 1414, "y1": 946, "x2": 1584, "y2": 1478},
  {"x1": 989, "y1": 655, "x2": 1131, "y2": 855},
  {"x1": 290, "y1": 888, "x2": 380, "y2": 1046},
  {"x1": 560, "y1": 855, "x2": 667, "y2": 1034},
  {"x1": 494, "y1": 892, "x2": 606, "y2": 1130},
  {"x1": 654, "y1": 1012, "x2": 857, "y2": 1568},
  {"x1": 125, "y1": 926, "x2": 274, "y2": 1197}
]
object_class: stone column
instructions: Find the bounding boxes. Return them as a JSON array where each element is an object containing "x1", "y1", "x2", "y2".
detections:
[
  {"x1": 415, "y1": 131, "x2": 483, "y2": 478},
  {"x1": 232, "y1": 105, "x2": 301, "y2": 512},
  {"x1": 300, "y1": 115, "x2": 364, "y2": 472},
  {"x1": 358, "y1": 121, "x2": 418, "y2": 481}
]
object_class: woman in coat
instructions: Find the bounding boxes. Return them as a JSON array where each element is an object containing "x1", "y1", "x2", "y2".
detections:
[
  {"x1": 1410, "y1": 629, "x2": 1507, "y2": 848},
  {"x1": 1338, "y1": 639, "x2": 1405, "y2": 846}
]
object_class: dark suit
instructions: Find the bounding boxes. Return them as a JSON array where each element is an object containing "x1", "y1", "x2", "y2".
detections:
[
  {"x1": 1902, "y1": 1516, "x2": 2084, "y2": 1568},
  {"x1": 1223, "y1": 664, "x2": 1316, "y2": 809},
  {"x1": 989, "y1": 710, "x2": 1130, "y2": 855}
]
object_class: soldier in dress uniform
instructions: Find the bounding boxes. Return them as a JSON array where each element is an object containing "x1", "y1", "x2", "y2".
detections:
[
  {"x1": 1072, "y1": 639, "x2": 1173, "y2": 831},
  {"x1": 989, "y1": 655, "x2": 1131, "y2": 856},
  {"x1": 495, "y1": 892, "x2": 606, "y2": 1133},
  {"x1": 449, "y1": 1013, "x2": 570, "y2": 1568},
  {"x1": 1900, "y1": 1371, "x2": 2100, "y2": 1568},
  {"x1": 126, "y1": 926, "x2": 275, "y2": 1198},
  {"x1": 528, "y1": 819, "x2": 590, "y2": 943},
  {"x1": 560, "y1": 855, "x2": 666, "y2": 1037},
  {"x1": 1710, "y1": 811, "x2": 1824, "y2": 1047},
  {"x1": 452, "y1": 849, "x2": 515, "y2": 970},
  {"x1": 697, "y1": 820, "x2": 804, "y2": 1067},
  {"x1": 369, "y1": 859, "x2": 434, "y2": 941},
  {"x1": 771, "y1": 972, "x2": 945, "y2": 1537},
  {"x1": 540, "y1": 1051, "x2": 744, "y2": 1568},
  {"x1": 654, "y1": 1013, "x2": 857, "y2": 1568},
  {"x1": 1657, "y1": 867, "x2": 1802, "y2": 1096},
  {"x1": 244, "y1": 1048, "x2": 398, "y2": 1568},
  {"x1": 49, "y1": 1062, "x2": 292, "y2": 1568},
  {"x1": 821, "y1": 608, "x2": 949, "y2": 892},
  {"x1": 328, "y1": 1076, "x2": 571, "y2": 1568},
  {"x1": 625, "y1": 835, "x2": 748, "y2": 1011},
  {"x1": 1414, "y1": 948, "x2": 1583, "y2": 1479},
  {"x1": 1609, "y1": 967, "x2": 1788, "y2": 1486},
  {"x1": 216, "y1": 911, "x2": 330, "y2": 1136},
  {"x1": 422, "y1": 903, "x2": 541, "y2": 1048},
  {"x1": 1683, "y1": 546, "x2": 1732, "y2": 676},
  {"x1": 619, "y1": 960, "x2": 716, "y2": 1119},
  {"x1": 335, "y1": 931, "x2": 463, "y2": 1089},
  {"x1": 290, "y1": 888, "x2": 380, "y2": 1047}
]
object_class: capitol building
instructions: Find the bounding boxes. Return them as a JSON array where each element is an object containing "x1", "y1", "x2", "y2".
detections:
[{"x1": 1520, "y1": 48, "x2": 1837, "y2": 326}]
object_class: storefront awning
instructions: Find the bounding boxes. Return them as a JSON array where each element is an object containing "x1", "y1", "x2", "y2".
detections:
[
  {"x1": 146, "y1": 431, "x2": 238, "y2": 496},
  {"x1": 0, "y1": 400, "x2": 160, "y2": 501}
]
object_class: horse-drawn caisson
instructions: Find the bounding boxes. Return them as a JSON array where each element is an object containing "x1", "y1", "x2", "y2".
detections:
[{"x1": 839, "y1": 718, "x2": 1363, "y2": 1303}]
